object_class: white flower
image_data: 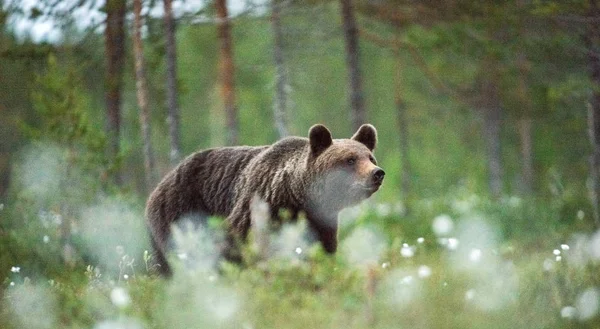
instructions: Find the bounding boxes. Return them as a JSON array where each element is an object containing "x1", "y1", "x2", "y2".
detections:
[
  {"x1": 417, "y1": 265, "x2": 431, "y2": 278},
  {"x1": 447, "y1": 238, "x2": 459, "y2": 250},
  {"x1": 465, "y1": 289, "x2": 476, "y2": 301},
  {"x1": 469, "y1": 249, "x2": 482, "y2": 262},
  {"x1": 11, "y1": 266, "x2": 20, "y2": 273},
  {"x1": 577, "y1": 288, "x2": 599, "y2": 321},
  {"x1": 400, "y1": 244, "x2": 415, "y2": 258},
  {"x1": 110, "y1": 287, "x2": 131, "y2": 308},
  {"x1": 432, "y1": 214, "x2": 454, "y2": 236},
  {"x1": 561, "y1": 306, "x2": 576, "y2": 319}
]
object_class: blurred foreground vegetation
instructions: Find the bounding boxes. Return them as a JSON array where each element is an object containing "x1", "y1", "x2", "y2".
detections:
[{"x1": 2, "y1": 184, "x2": 600, "y2": 329}]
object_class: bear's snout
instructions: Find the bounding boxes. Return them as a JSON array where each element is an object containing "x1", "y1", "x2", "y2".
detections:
[{"x1": 372, "y1": 168, "x2": 385, "y2": 185}]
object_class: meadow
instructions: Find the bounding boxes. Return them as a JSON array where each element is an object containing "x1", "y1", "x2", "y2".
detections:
[{"x1": 2, "y1": 153, "x2": 599, "y2": 329}]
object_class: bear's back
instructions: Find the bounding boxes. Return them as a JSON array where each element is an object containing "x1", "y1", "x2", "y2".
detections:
[
  {"x1": 146, "y1": 145, "x2": 268, "y2": 230},
  {"x1": 176, "y1": 146, "x2": 269, "y2": 216}
]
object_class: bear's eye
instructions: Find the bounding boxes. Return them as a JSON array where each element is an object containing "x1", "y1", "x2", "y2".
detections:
[
  {"x1": 369, "y1": 156, "x2": 376, "y2": 164},
  {"x1": 347, "y1": 157, "x2": 356, "y2": 165}
]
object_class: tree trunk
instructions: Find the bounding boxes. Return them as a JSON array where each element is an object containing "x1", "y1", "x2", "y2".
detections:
[
  {"x1": 518, "y1": 117, "x2": 534, "y2": 194},
  {"x1": 394, "y1": 48, "x2": 410, "y2": 201},
  {"x1": 215, "y1": 0, "x2": 239, "y2": 146},
  {"x1": 588, "y1": 103, "x2": 600, "y2": 227},
  {"x1": 163, "y1": 0, "x2": 181, "y2": 167},
  {"x1": 163, "y1": 0, "x2": 182, "y2": 165},
  {"x1": 480, "y1": 64, "x2": 503, "y2": 199},
  {"x1": 133, "y1": 0, "x2": 156, "y2": 193},
  {"x1": 586, "y1": 0, "x2": 600, "y2": 227},
  {"x1": 516, "y1": 57, "x2": 534, "y2": 194},
  {"x1": 340, "y1": 0, "x2": 365, "y2": 132},
  {"x1": 271, "y1": 0, "x2": 289, "y2": 139},
  {"x1": 483, "y1": 105, "x2": 503, "y2": 199},
  {"x1": 515, "y1": 5, "x2": 534, "y2": 194},
  {"x1": 104, "y1": 0, "x2": 126, "y2": 185}
]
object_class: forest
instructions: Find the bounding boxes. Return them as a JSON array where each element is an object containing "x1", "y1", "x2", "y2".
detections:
[{"x1": 1, "y1": 0, "x2": 600, "y2": 328}]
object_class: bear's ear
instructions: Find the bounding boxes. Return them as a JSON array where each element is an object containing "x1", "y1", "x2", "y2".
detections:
[
  {"x1": 351, "y1": 124, "x2": 377, "y2": 151},
  {"x1": 309, "y1": 124, "x2": 333, "y2": 156}
]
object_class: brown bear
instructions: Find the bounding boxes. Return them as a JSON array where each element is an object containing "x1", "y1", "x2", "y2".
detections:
[{"x1": 145, "y1": 124, "x2": 384, "y2": 275}]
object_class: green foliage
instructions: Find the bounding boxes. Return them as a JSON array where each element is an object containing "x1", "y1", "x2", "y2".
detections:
[
  {"x1": 1, "y1": 194, "x2": 600, "y2": 329},
  {"x1": 25, "y1": 53, "x2": 109, "y2": 176}
]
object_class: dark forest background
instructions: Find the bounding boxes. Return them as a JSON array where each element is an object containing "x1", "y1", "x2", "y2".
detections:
[{"x1": 1, "y1": 0, "x2": 598, "y2": 206}]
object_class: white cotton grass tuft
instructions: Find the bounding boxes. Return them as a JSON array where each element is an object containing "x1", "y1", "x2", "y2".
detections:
[
  {"x1": 14, "y1": 143, "x2": 64, "y2": 206},
  {"x1": 561, "y1": 306, "x2": 577, "y2": 319},
  {"x1": 469, "y1": 248, "x2": 482, "y2": 263},
  {"x1": 576, "y1": 287, "x2": 600, "y2": 321},
  {"x1": 432, "y1": 214, "x2": 454, "y2": 236},
  {"x1": 341, "y1": 226, "x2": 386, "y2": 268},
  {"x1": 380, "y1": 269, "x2": 422, "y2": 308},
  {"x1": 272, "y1": 221, "x2": 311, "y2": 261},
  {"x1": 562, "y1": 230, "x2": 600, "y2": 269},
  {"x1": 465, "y1": 289, "x2": 476, "y2": 301},
  {"x1": 170, "y1": 217, "x2": 224, "y2": 274},
  {"x1": 8, "y1": 283, "x2": 57, "y2": 329},
  {"x1": 250, "y1": 195, "x2": 271, "y2": 259},
  {"x1": 462, "y1": 261, "x2": 519, "y2": 312},
  {"x1": 417, "y1": 265, "x2": 432, "y2": 278},
  {"x1": 589, "y1": 230, "x2": 600, "y2": 261},
  {"x1": 449, "y1": 217, "x2": 499, "y2": 272},
  {"x1": 375, "y1": 203, "x2": 392, "y2": 217},
  {"x1": 204, "y1": 286, "x2": 240, "y2": 321},
  {"x1": 447, "y1": 238, "x2": 459, "y2": 250},
  {"x1": 446, "y1": 217, "x2": 518, "y2": 312},
  {"x1": 438, "y1": 237, "x2": 459, "y2": 250},
  {"x1": 163, "y1": 272, "x2": 242, "y2": 329},
  {"x1": 80, "y1": 197, "x2": 148, "y2": 273},
  {"x1": 400, "y1": 243, "x2": 415, "y2": 258},
  {"x1": 543, "y1": 258, "x2": 554, "y2": 272},
  {"x1": 110, "y1": 287, "x2": 131, "y2": 308}
]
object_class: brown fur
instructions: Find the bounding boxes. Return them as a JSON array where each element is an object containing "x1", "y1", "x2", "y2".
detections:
[{"x1": 145, "y1": 124, "x2": 384, "y2": 275}]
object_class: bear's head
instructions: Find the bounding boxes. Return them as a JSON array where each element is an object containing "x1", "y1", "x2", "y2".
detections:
[{"x1": 307, "y1": 124, "x2": 385, "y2": 214}]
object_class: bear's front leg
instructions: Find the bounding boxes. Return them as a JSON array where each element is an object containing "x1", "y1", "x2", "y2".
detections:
[{"x1": 307, "y1": 213, "x2": 338, "y2": 253}]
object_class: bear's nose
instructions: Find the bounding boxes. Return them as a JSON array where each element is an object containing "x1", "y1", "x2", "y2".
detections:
[{"x1": 372, "y1": 168, "x2": 385, "y2": 184}]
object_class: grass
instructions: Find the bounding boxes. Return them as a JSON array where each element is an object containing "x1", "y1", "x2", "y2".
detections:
[{"x1": 1, "y1": 192, "x2": 600, "y2": 329}]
